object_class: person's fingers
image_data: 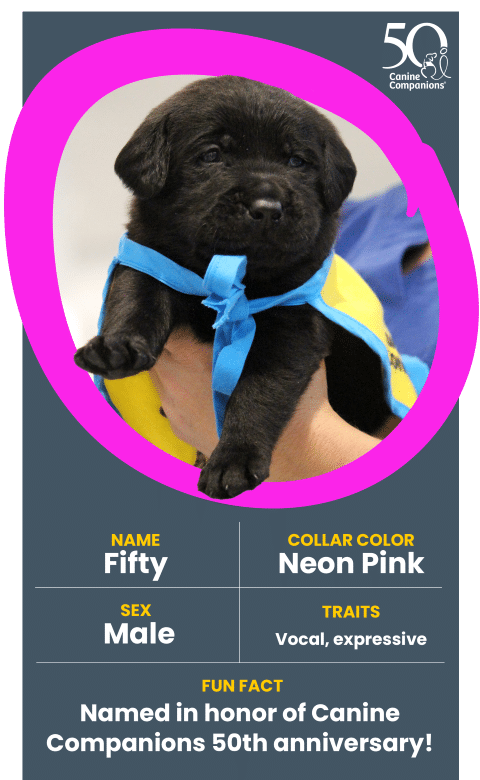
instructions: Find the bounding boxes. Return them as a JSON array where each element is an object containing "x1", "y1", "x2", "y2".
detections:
[{"x1": 149, "y1": 330, "x2": 218, "y2": 455}]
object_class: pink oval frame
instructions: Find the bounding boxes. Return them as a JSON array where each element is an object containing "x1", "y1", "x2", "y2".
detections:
[{"x1": 5, "y1": 29, "x2": 478, "y2": 508}]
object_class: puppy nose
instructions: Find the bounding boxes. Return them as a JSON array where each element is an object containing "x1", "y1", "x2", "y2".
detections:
[{"x1": 248, "y1": 198, "x2": 283, "y2": 222}]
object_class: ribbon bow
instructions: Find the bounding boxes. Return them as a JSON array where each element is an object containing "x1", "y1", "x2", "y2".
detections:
[{"x1": 202, "y1": 255, "x2": 256, "y2": 434}]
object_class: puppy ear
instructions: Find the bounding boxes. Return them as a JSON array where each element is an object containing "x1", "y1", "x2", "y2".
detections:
[
  {"x1": 114, "y1": 113, "x2": 169, "y2": 199},
  {"x1": 320, "y1": 133, "x2": 357, "y2": 214}
]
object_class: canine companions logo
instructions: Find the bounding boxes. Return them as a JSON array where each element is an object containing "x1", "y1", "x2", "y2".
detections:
[{"x1": 383, "y1": 22, "x2": 451, "y2": 90}]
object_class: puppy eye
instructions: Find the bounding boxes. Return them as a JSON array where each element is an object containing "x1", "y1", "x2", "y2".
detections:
[
  {"x1": 200, "y1": 149, "x2": 221, "y2": 163},
  {"x1": 288, "y1": 156, "x2": 306, "y2": 168}
]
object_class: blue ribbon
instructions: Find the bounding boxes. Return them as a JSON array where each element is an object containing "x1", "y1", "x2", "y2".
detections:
[{"x1": 99, "y1": 234, "x2": 334, "y2": 435}]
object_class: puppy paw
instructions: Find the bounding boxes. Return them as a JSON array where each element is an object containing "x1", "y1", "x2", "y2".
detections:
[
  {"x1": 197, "y1": 445, "x2": 270, "y2": 499},
  {"x1": 74, "y1": 334, "x2": 157, "y2": 379}
]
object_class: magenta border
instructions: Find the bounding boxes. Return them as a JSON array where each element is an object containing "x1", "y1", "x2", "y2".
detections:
[{"x1": 4, "y1": 29, "x2": 478, "y2": 508}]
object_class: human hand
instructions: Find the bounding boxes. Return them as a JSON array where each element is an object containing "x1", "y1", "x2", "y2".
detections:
[{"x1": 149, "y1": 329, "x2": 380, "y2": 482}]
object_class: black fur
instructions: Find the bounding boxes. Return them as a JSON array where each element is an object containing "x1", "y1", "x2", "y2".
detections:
[{"x1": 75, "y1": 76, "x2": 389, "y2": 498}]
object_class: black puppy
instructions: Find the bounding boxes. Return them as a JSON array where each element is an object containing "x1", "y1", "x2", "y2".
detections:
[{"x1": 75, "y1": 76, "x2": 390, "y2": 498}]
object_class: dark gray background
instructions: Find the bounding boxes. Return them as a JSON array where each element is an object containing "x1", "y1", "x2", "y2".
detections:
[{"x1": 23, "y1": 11, "x2": 459, "y2": 779}]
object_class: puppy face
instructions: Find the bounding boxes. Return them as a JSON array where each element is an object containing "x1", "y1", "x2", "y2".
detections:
[{"x1": 115, "y1": 77, "x2": 356, "y2": 277}]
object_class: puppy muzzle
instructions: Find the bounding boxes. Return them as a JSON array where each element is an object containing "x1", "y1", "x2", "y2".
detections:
[{"x1": 248, "y1": 198, "x2": 283, "y2": 222}]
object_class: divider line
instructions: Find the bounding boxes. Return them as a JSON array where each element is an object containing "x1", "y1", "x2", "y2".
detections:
[
  {"x1": 36, "y1": 660, "x2": 446, "y2": 664},
  {"x1": 34, "y1": 586, "x2": 443, "y2": 589}
]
